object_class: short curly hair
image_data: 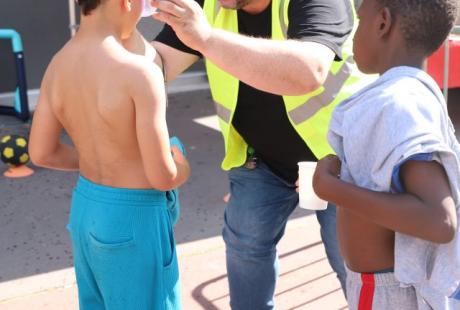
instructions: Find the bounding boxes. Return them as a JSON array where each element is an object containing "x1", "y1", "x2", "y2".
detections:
[
  {"x1": 77, "y1": 0, "x2": 102, "y2": 16},
  {"x1": 376, "y1": 0, "x2": 459, "y2": 55}
]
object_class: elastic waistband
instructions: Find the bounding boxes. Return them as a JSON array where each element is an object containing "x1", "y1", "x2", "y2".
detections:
[
  {"x1": 346, "y1": 265, "x2": 398, "y2": 286},
  {"x1": 74, "y1": 175, "x2": 166, "y2": 204}
]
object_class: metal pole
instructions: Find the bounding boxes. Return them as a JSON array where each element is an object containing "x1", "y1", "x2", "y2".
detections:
[
  {"x1": 68, "y1": 0, "x2": 77, "y2": 37},
  {"x1": 443, "y1": 39, "x2": 450, "y2": 102},
  {"x1": 443, "y1": 26, "x2": 460, "y2": 103},
  {"x1": 15, "y1": 51, "x2": 30, "y2": 121}
]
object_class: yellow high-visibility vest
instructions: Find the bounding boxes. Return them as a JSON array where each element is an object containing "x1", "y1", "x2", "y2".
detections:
[{"x1": 203, "y1": 0, "x2": 369, "y2": 170}]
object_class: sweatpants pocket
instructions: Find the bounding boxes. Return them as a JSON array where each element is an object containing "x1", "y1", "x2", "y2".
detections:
[
  {"x1": 163, "y1": 250, "x2": 180, "y2": 310},
  {"x1": 161, "y1": 210, "x2": 180, "y2": 309},
  {"x1": 88, "y1": 232, "x2": 135, "y2": 250}
]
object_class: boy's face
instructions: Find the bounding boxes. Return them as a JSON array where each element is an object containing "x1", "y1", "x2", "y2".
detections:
[{"x1": 353, "y1": 0, "x2": 382, "y2": 74}]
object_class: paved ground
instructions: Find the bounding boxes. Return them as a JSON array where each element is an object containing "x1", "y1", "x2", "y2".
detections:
[
  {"x1": 0, "y1": 216, "x2": 346, "y2": 310},
  {"x1": 0, "y1": 88, "x2": 329, "y2": 309},
  {"x1": 1, "y1": 88, "x2": 460, "y2": 309},
  {"x1": 0, "y1": 89, "x2": 230, "y2": 284}
]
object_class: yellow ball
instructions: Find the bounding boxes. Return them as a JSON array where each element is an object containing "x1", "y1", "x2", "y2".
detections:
[
  {"x1": 19, "y1": 153, "x2": 29, "y2": 164},
  {"x1": 1, "y1": 135, "x2": 11, "y2": 143},
  {"x1": 16, "y1": 138, "x2": 27, "y2": 147},
  {"x1": 0, "y1": 135, "x2": 29, "y2": 166},
  {"x1": 3, "y1": 147, "x2": 14, "y2": 159}
]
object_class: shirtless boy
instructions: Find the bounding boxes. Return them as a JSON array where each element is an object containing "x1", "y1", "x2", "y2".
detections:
[
  {"x1": 29, "y1": 0, "x2": 190, "y2": 309},
  {"x1": 313, "y1": 0, "x2": 459, "y2": 309}
]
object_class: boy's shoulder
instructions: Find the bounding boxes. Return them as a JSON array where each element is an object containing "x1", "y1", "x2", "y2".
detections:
[
  {"x1": 110, "y1": 46, "x2": 163, "y2": 83},
  {"x1": 334, "y1": 68, "x2": 443, "y2": 140},
  {"x1": 119, "y1": 54, "x2": 165, "y2": 98},
  {"x1": 348, "y1": 68, "x2": 440, "y2": 113},
  {"x1": 44, "y1": 41, "x2": 73, "y2": 74}
]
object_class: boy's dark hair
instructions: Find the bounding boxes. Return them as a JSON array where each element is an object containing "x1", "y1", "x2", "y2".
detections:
[
  {"x1": 377, "y1": 0, "x2": 459, "y2": 55},
  {"x1": 77, "y1": 0, "x2": 102, "y2": 16}
]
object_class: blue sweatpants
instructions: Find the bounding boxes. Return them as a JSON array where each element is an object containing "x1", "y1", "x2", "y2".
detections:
[{"x1": 67, "y1": 176, "x2": 181, "y2": 310}]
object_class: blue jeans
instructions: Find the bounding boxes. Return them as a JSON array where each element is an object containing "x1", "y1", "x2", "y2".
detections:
[{"x1": 223, "y1": 161, "x2": 346, "y2": 310}]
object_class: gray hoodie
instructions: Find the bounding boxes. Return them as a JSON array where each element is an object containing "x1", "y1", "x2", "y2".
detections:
[{"x1": 328, "y1": 66, "x2": 460, "y2": 308}]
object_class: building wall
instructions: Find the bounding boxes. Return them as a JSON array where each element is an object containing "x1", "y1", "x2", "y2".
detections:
[
  {"x1": 0, "y1": 2, "x2": 165, "y2": 94},
  {"x1": 0, "y1": 1, "x2": 70, "y2": 93}
]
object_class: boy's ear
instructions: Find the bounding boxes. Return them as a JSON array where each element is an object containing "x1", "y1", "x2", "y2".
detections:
[
  {"x1": 121, "y1": 0, "x2": 134, "y2": 12},
  {"x1": 377, "y1": 7, "x2": 393, "y2": 38}
]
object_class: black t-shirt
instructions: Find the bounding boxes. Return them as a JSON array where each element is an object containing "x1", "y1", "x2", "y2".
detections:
[{"x1": 155, "y1": 0, "x2": 353, "y2": 183}]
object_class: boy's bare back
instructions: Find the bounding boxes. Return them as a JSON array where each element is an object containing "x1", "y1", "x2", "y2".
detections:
[
  {"x1": 30, "y1": 30, "x2": 189, "y2": 190},
  {"x1": 43, "y1": 36, "x2": 159, "y2": 188}
]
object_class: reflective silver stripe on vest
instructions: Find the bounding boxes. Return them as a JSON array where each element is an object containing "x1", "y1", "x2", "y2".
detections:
[
  {"x1": 214, "y1": 1, "x2": 221, "y2": 21},
  {"x1": 210, "y1": 2, "x2": 231, "y2": 124},
  {"x1": 279, "y1": 0, "x2": 288, "y2": 38},
  {"x1": 288, "y1": 57, "x2": 354, "y2": 125},
  {"x1": 214, "y1": 101, "x2": 232, "y2": 123}
]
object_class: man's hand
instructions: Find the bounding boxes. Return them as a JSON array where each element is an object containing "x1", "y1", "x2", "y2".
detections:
[
  {"x1": 313, "y1": 155, "x2": 341, "y2": 200},
  {"x1": 151, "y1": 0, "x2": 212, "y2": 52}
]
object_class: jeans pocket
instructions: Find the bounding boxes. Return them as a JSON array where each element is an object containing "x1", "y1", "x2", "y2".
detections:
[{"x1": 88, "y1": 232, "x2": 135, "y2": 250}]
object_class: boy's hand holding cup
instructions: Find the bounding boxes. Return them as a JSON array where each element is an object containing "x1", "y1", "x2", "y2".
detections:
[
  {"x1": 308, "y1": 154, "x2": 342, "y2": 206},
  {"x1": 297, "y1": 160, "x2": 329, "y2": 210}
]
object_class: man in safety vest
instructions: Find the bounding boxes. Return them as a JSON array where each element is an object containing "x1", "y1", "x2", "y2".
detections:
[{"x1": 146, "y1": 0, "x2": 367, "y2": 308}]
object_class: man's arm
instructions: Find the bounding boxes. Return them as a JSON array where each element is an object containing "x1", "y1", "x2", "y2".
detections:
[
  {"x1": 129, "y1": 61, "x2": 190, "y2": 190},
  {"x1": 121, "y1": 29, "x2": 199, "y2": 82},
  {"x1": 152, "y1": 41, "x2": 200, "y2": 82},
  {"x1": 191, "y1": 31, "x2": 334, "y2": 96},
  {"x1": 313, "y1": 155, "x2": 457, "y2": 244},
  {"x1": 152, "y1": 0, "x2": 335, "y2": 95},
  {"x1": 29, "y1": 66, "x2": 79, "y2": 171}
]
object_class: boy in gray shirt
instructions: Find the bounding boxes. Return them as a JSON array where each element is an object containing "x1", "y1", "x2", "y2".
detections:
[{"x1": 312, "y1": 0, "x2": 460, "y2": 309}]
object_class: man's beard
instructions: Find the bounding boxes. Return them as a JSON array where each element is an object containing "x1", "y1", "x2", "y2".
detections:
[{"x1": 220, "y1": 0, "x2": 251, "y2": 10}]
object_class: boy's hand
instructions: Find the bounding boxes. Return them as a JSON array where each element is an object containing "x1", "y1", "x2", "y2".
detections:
[
  {"x1": 313, "y1": 154, "x2": 341, "y2": 200},
  {"x1": 171, "y1": 145, "x2": 191, "y2": 181},
  {"x1": 315, "y1": 154, "x2": 341, "y2": 177},
  {"x1": 171, "y1": 145, "x2": 188, "y2": 164}
]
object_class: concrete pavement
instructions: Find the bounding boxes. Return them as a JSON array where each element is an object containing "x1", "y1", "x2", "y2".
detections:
[
  {"x1": 0, "y1": 88, "x2": 346, "y2": 309},
  {"x1": 0, "y1": 215, "x2": 346, "y2": 310},
  {"x1": 2, "y1": 88, "x2": 460, "y2": 309}
]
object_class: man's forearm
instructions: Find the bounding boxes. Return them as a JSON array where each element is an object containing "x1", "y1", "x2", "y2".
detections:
[
  {"x1": 200, "y1": 29, "x2": 333, "y2": 96},
  {"x1": 151, "y1": 0, "x2": 333, "y2": 91}
]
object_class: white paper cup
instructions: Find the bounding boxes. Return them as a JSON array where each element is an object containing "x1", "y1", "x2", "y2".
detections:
[
  {"x1": 297, "y1": 161, "x2": 328, "y2": 210},
  {"x1": 141, "y1": 0, "x2": 157, "y2": 17}
]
